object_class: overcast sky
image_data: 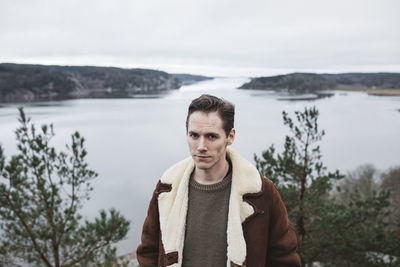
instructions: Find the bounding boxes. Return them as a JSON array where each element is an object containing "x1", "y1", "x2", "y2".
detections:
[{"x1": 1, "y1": 0, "x2": 399, "y2": 76}]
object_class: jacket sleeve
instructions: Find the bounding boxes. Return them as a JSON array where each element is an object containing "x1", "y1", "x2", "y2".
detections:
[
  {"x1": 266, "y1": 184, "x2": 301, "y2": 267},
  {"x1": 136, "y1": 182, "x2": 161, "y2": 267}
]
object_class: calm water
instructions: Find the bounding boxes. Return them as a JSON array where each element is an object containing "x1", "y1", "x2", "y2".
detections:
[{"x1": 0, "y1": 77, "x2": 399, "y2": 254}]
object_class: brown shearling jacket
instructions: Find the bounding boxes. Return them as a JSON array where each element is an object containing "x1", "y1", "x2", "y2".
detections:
[{"x1": 136, "y1": 148, "x2": 301, "y2": 267}]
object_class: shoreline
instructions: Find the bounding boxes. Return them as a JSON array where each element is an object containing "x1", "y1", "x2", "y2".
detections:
[{"x1": 336, "y1": 88, "x2": 400, "y2": 96}]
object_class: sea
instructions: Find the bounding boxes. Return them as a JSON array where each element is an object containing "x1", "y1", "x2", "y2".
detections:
[{"x1": 0, "y1": 77, "x2": 399, "y2": 255}]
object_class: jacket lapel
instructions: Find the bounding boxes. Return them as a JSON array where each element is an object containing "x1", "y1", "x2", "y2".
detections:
[
  {"x1": 226, "y1": 149, "x2": 262, "y2": 266},
  {"x1": 158, "y1": 157, "x2": 194, "y2": 267},
  {"x1": 157, "y1": 148, "x2": 263, "y2": 267}
]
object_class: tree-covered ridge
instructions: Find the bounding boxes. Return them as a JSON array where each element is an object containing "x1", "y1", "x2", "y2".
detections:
[
  {"x1": 240, "y1": 72, "x2": 400, "y2": 92},
  {"x1": 171, "y1": 73, "x2": 213, "y2": 85},
  {"x1": 0, "y1": 63, "x2": 182, "y2": 102}
]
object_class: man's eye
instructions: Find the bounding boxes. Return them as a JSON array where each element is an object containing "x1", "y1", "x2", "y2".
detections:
[
  {"x1": 208, "y1": 135, "x2": 217, "y2": 140},
  {"x1": 190, "y1": 133, "x2": 198, "y2": 138}
]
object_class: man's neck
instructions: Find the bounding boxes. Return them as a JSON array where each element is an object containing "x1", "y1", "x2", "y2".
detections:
[{"x1": 193, "y1": 158, "x2": 230, "y2": 185}]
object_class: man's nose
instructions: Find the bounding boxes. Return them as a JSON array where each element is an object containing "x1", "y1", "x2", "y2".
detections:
[{"x1": 197, "y1": 137, "x2": 207, "y2": 151}]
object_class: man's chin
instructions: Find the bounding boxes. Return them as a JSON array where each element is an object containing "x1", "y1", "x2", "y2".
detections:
[{"x1": 194, "y1": 162, "x2": 211, "y2": 170}]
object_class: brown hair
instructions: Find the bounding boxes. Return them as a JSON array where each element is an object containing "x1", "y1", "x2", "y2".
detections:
[{"x1": 186, "y1": 94, "x2": 235, "y2": 136}]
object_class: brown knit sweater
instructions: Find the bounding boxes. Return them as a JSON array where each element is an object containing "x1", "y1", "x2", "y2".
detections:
[{"x1": 182, "y1": 165, "x2": 232, "y2": 267}]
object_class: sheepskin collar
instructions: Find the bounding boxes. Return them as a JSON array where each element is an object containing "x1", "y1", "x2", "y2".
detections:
[{"x1": 158, "y1": 148, "x2": 262, "y2": 266}]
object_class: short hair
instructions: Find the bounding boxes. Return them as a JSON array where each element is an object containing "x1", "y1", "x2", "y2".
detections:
[{"x1": 186, "y1": 94, "x2": 235, "y2": 136}]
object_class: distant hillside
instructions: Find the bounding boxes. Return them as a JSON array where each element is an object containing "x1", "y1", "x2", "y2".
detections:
[
  {"x1": 172, "y1": 73, "x2": 213, "y2": 85},
  {"x1": 0, "y1": 63, "x2": 182, "y2": 102},
  {"x1": 239, "y1": 72, "x2": 400, "y2": 92}
]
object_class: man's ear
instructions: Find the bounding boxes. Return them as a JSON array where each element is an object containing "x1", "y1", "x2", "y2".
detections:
[{"x1": 227, "y1": 128, "x2": 235, "y2": 146}]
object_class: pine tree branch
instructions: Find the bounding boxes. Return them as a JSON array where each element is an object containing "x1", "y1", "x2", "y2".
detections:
[
  {"x1": 61, "y1": 241, "x2": 109, "y2": 267},
  {"x1": 3, "y1": 192, "x2": 53, "y2": 267}
]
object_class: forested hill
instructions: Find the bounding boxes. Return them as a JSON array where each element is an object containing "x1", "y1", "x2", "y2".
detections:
[
  {"x1": 0, "y1": 63, "x2": 182, "y2": 102},
  {"x1": 172, "y1": 73, "x2": 213, "y2": 85},
  {"x1": 239, "y1": 72, "x2": 400, "y2": 92}
]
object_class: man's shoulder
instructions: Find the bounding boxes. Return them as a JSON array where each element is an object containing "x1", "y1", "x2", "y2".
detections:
[
  {"x1": 259, "y1": 175, "x2": 288, "y2": 206},
  {"x1": 159, "y1": 156, "x2": 194, "y2": 184},
  {"x1": 253, "y1": 174, "x2": 282, "y2": 199},
  {"x1": 260, "y1": 175, "x2": 277, "y2": 189}
]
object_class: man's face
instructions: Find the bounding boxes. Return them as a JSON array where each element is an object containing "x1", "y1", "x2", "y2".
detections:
[{"x1": 186, "y1": 111, "x2": 235, "y2": 171}]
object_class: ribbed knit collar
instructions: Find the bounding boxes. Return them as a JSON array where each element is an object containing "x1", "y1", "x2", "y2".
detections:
[{"x1": 189, "y1": 160, "x2": 232, "y2": 192}]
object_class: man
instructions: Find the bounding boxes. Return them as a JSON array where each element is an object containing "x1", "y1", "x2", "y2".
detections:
[{"x1": 136, "y1": 94, "x2": 301, "y2": 267}]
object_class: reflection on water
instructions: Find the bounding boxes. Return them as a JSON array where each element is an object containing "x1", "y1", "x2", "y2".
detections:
[
  {"x1": 277, "y1": 92, "x2": 335, "y2": 101},
  {"x1": 129, "y1": 92, "x2": 172, "y2": 99},
  {"x1": 0, "y1": 77, "x2": 399, "y2": 255},
  {"x1": 247, "y1": 90, "x2": 335, "y2": 101},
  {"x1": 0, "y1": 110, "x2": 65, "y2": 117},
  {"x1": 26, "y1": 102, "x2": 72, "y2": 108}
]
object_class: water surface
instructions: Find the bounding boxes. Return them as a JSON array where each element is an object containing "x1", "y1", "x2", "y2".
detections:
[{"x1": 0, "y1": 77, "x2": 399, "y2": 254}]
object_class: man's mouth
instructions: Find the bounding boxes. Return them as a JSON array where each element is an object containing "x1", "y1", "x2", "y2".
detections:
[{"x1": 196, "y1": 155, "x2": 210, "y2": 159}]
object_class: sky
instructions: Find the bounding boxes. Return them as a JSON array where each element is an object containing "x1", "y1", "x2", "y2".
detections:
[{"x1": 0, "y1": 0, "x2": 399, "y2": 76}]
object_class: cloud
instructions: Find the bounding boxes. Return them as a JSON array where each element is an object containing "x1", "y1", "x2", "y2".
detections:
[{"x1": 1, "y1": 0, "x2": 399, "y2": 76}]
